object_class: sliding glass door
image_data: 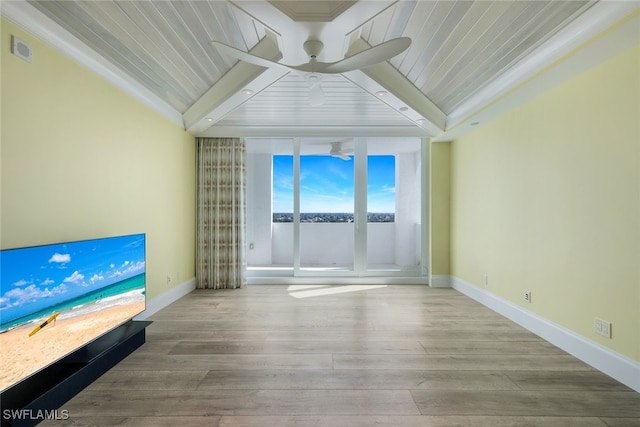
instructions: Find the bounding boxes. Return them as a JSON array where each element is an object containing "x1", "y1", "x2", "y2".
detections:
[
  {"x1": 366, "y1": 138, "x2": 423, "y2": 274},
  {"x1": 298, "y1": 140, "x2": 355, "y2": 273},
  {"x1": 246, "y1": 137, "x2": 425, "y2": 278}
]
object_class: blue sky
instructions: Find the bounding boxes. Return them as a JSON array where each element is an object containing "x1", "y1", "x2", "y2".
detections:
[
  {"x1": 273, "y1": 155, "x2": 395, "y2": 213},
  {"x1": 0, "y1": 234, "x2": 145, "y2": 323}
]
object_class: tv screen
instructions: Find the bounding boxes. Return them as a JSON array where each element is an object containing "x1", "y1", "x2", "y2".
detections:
[{"x1": 0, "y1": 233, "x2": 146, "y2": 392}]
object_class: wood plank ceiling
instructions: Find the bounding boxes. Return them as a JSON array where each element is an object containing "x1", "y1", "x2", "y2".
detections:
[{"x1": 23, "y1": 0, "x2": 600, "y2": 136}]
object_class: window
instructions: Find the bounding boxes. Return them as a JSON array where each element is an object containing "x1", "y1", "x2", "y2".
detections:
[
  {"x1": 272, "y1": 154, "x2": 395, "y2": 223},
  {"x1": 247, "y1": 137, "x2": 424, "y2": 276},
  {"x1": 272, "y1": 155, "x2": 293, "y2": 222},
  {"x1": 367, "y1": 155, "x2": 395, "y2": 222}
]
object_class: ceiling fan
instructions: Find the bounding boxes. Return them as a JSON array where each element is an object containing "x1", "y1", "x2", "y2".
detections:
[
  {"x1": 329, "y1": 141, "x2": 353, "y2": 161},
  {"x1": 211, "y1": 37, "x2": 411, "y2": 106}
]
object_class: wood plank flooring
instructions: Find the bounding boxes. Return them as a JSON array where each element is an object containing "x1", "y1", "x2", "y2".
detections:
[{"x1": 41, "y1": 285, "x2": 640, "y2": 426}]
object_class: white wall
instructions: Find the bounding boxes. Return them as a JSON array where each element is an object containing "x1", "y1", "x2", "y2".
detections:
[
  {"x1": 271, "y1": 223, "x2": 293, "y2": 266},
  {"x1": 395, "y1": 151, "x2": 422, "y2": 266},
  {"x1": 271, "y1": 222, "x2": 396, "y2": 266},
  {"x1": 246, "y1": 153, "x2": 273, "y2": 265},
  {"x1": 367, "y1": 223, "x2": 396, "y2": 265},
  {"x1": 300, "y1": 223, "x2": 354, "y2": 266}
]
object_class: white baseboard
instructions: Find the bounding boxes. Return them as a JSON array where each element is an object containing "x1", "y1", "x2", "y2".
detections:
[
  {"x1": 429, "y1": 275, "x2": 452, "y2": 288},
  {"x1": 452, "y1": 276, "x2": 640, "y2": 393},
  {"x1": 247, "y1": 276, "x2": 428, "y2": 285},
  {"x1": 134, "y1": 277, "x2": 196, "y2": 320}
]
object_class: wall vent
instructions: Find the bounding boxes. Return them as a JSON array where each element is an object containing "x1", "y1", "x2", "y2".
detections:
[{"x1": 11, "y1": 36, "x2": 32, "y2": 63}]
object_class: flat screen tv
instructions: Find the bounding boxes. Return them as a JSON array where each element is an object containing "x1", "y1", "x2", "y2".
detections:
[{"x1": 0, "y1": 233, "x2": 146, "y2": 393}]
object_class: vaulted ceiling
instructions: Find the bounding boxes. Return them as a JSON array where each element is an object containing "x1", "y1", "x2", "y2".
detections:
[{"x1": 3, "y1": 1, "x2": 639, "y2": 139}]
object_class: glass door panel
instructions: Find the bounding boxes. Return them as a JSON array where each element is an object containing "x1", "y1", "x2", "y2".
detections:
[
  {"x1": 246, "y1": 138, "x2": 294, "y2": 274},
  {"x1": 367, "y1": 138, "x2": 422, "y2": 273},
  {"x1": 298, "y1": 139, "x2": 355, "y2": 273}
]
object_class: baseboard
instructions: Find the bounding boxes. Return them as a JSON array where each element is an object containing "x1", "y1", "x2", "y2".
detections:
[
  {"x1": 248, "y1": 276, "x2": 428, "y2": 285},
  {"x1": 451, "y1": 276, "x2": 640, "y2": 393},
  {"x1": 429, "y1": 275, "x2": 452, "y2": 288},
  {"x1": 134, "y1": 277, "x2": 196, "y2": 320}
]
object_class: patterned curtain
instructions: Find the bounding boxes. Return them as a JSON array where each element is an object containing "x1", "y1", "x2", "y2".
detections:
[{"x1": 195, "y1": 137, "x2": 246, "y2": 289}]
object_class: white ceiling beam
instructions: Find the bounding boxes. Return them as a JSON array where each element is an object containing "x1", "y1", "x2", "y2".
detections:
[
  {"x1": 231, "y1": 1, "x2": 397, "y2": 64},
  {"x1": 184, "y1": 36, "x2": 287, "y2": 134},
  {"x1": 230, "y1": 1, "x2": 304, "y2": 63},
  {"x1": 341, "y1": 38, "x2": 446, "y2": 136},
  {"x1": 198, "y1": 125, "x2": 431, "y2": 138},
  {"x1": 317, "y1": 0, "x2": 397, "y2": 59}
]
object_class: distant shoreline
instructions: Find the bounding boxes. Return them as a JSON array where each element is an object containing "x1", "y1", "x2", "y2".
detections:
[
  {"x1": 273, "y1": 212, "x2": 395, "y2": 223},
  {"x1": 0, "y1": 274, "x2": 145, "y2": 332}
]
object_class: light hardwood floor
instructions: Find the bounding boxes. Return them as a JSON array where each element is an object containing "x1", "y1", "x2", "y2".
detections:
[{"x1": 42, "y1": 285, "x2": 640, "y2": 426}]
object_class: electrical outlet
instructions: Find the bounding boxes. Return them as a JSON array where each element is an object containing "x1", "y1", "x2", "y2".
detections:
[
  {"x1": 524, "y1": 291, "x2": 532, "y2": 303},
  {"x1": 166, "y1": 275, "x2": 172, "y2": 284},
  {"x1": 595, "y1": 318, "x2": 612, "y2": 338}
]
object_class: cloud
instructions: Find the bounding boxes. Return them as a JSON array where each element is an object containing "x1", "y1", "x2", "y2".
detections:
[
  {"x1": 1, "y1": 283, "x2": 68, "y2": 308},
  {"x1": 327, "y1": 164, "x2": 351, "y2": 181},
  {"x1": 381, "y1": 185, "x2": 396, "y2": 193},
  {"x1": 89, "y1": 274, "x2": 104, "y2": 284},
  {"x1": 13, "y1": 279, "x2": 30, "y2": 287},
  {"x1": 109, "y1": 260, "x2": 145, "y2": 279},
  {"x1": 63, "y1": 270, "x2": 85, "y2": 284},
  {"x1": 274, "y1": 175, "x2": 293, "y2": 191},
  {"x1": 49, "y1": 253, "x2": 71, "y2": 263},
  {"x1": 42, "y1": 278, "x2": 55, "y2": 286}
]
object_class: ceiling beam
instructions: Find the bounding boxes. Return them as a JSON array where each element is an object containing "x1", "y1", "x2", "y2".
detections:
[
  {"x1": 230, "y1": 0, "x2": 396, "y2": 64},
  {"x1": 341, "y1": 38, "x2": 447, "y2": 137},
  {"x1": 198, "y1": 125, "x2": 431, "y2": 138},
  {"x1": 184, "y1": 36, "x2": 287, "y2": 134},
  {"x1": 229, "y1": 0, "x2": 302, "y2": 63}
]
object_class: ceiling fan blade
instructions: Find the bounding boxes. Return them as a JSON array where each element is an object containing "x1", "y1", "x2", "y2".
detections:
[
  {"x1": 320, "y1": 37, "x2": 411, "y2": 74},
  {"x1": 211, "y1": 41, "x2": 293, "y2": 72},
  {"x1": 335, "y1": 153, "x2": 351, "y2": 161},
  {"x1": 308, "y1": 82, "x2": 325, "y2": 107},
  {"x1": 329, "y1": 142, "x2": 352, "y2": 160}
]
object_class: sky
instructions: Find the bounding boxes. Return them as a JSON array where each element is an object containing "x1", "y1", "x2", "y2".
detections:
[
  {"x1": 0, "y1": 234, "x2": 146, "y2": 324},
  {"x1": 273, "y1": 155, "x2": 395, "y2": 213}
]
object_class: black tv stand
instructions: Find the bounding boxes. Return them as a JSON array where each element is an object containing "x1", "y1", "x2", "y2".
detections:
[{"x1": 0, "y1": 320, "x2": 150, "y2": 427}]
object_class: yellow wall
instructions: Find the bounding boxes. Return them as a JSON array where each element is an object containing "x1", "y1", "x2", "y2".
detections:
[
  {"x1": 450, "y1": 44, "x2": 640, "y2": 361},
  {"x1": 430, "y1": 142, "x2": 450, "y2": 276},
  {"x1": 1, "y1": 19, "x2": 196, "y2": 301}
]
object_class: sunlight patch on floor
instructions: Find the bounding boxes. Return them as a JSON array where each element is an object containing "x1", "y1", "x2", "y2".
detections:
[
  {"x1": 287, "y1": 285, "x2": 330, "y2": 292},
  {"x1": 288, "y1": 285, "x2": 388, "y2": 299}
]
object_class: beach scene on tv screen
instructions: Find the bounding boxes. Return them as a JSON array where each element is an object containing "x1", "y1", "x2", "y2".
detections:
[{"x1": 0, "y1": 234, "x2": 146, "y2": 392}]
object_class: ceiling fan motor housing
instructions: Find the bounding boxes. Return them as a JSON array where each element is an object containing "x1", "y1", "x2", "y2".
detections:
[{"x1": 303, "y1": 40, "x2": 324, "y2": 58}]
